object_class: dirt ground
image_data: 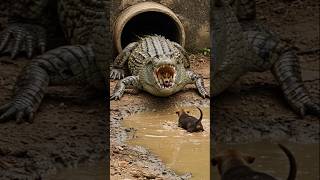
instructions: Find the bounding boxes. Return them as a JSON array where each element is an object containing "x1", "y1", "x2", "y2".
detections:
[
  {"x1": 0, "y1": 58, "x2": 108, "y2": 179},
  {"x1": 0, "y1": 0, "x2": 319, "y2": 179}
]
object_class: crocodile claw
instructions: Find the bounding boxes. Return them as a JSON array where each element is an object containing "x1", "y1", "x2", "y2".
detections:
[
  {"x1": 110, "y1": 68, "x2": 125, "y2": 80},
  {"x1": 303, "y1": 102, "x2": 320, "y2": 118},
  {"x1": 110, "y1": 91, "x2": 123, "y2": 101},
  {"x1": 0, "y1": 102, "x2": 35, "y2": 124},
  {"x1": 0, "y1": 23, "x2": 46, "y2": 59}
]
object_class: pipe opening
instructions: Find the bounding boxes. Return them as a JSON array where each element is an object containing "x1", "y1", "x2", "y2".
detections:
[
  {"x1": 121, "y1": 11, "x2": 181, "y2": 49},
  {"x1": 114, "y1": 2, "x2": 185, "y2": 53}
]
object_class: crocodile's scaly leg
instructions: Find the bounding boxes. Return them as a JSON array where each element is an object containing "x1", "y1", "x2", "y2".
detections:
[
  {"x1": 186, "y1": 70, "x2": 210, "y2": 98},
  {"x1": 110, "y1": 42, "x2": 138, "y2": 79},
  {"x1": 111, "y1": 76, "x2": 141, "y2": 100},
  {"x1": 0, "y1": 22, "x2": 46, "y2": 59},
  {"x1": 0, "y1": 45, "x2": 96, "y2": 123},
  {"x1": 272, "y1": 48, "x2": 320, "y2": 117},
  {"x1": 211, "y1": 2, "x2": 250, "y2": 96},
  {"x1": 245, "y1": 30, "x2": 320, "y2": 117},
  {"x1": 0, "y1": 0, "x2": 49, "y2": 59}
]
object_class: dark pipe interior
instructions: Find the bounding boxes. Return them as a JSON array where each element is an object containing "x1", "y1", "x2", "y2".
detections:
[{"x1": 121, "y1": 11, "x2": 181, "y2": 49}]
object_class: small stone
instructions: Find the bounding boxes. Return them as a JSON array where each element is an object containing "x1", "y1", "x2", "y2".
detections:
[
  {"x1": 116, "y1": 146, "x2": 124, "y2": 151},
  {"x1": 118, "y1": 161, "x2": 128, "y2": 167},
  {"x1": 143, "y1": 172, "x2": 157, "y2": 179},
  {"x1": 131, "y1": 170, "x2": 142, "y2": 178},
  {"x1": 87, "y1": 109, "x2": 98, "y2": 114},
  {"x1": 59, "y1": 103, "x2": 65, "y2": 108}
]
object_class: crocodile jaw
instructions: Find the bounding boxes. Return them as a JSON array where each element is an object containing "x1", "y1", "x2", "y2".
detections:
[{"x1": 153, "y1": 64, "x2": 176, "y2": 89}]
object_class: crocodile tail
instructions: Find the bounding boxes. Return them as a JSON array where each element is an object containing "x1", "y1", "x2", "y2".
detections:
[
  {"x1": 278, "y1": 144, "x2": 297, "y2": 180},
  {"x1": 196, "y1": 107, "x2": 203, "y2": 123},
  {"x1": 271, "y1": 46, "x2": 320, "y2": 117}
]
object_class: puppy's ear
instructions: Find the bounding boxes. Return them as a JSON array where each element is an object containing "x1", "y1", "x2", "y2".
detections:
[
  {"x1": 244, "y1": 155, "x2": 255, "y2": 164},
  {"x1": 211, "y1": 156, "x2": 221, "y2": 166}
]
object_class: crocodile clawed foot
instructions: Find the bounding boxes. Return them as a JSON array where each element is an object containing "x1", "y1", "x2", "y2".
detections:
[
  {"x1": 292, "y1": 100, "x2": 320, "y2": 118},
  {"x1": 110, "y1": 93, "x2": 122, "y2": 101},
  {"x1": 198, "y1": 87, "x2": 210, "y2": 99},
  {"x1": 0, "y1": 23, "x2": 46, "y2": 59},
  {"x1": 0, "y1": 102, "x2": 34, "y2": 124},
  {"x1": 304, "y1": 102, "x2": 320, "y2": 118},
  {"x1": 198, "y1": 89, "x2": 210, "y2": 99},
  {"x1": 110, "y1": 89, "x2": 125, "y2": 100},
  {"x1": 110, "y1": 68, "x2": 125, "y2": 80}
]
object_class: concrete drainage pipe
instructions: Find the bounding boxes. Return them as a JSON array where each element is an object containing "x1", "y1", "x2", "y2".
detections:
[{"x1": 113, "y1": 1, "x2": 185, "y2": 53}]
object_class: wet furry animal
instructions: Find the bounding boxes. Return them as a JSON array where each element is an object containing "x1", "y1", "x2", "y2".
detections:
[
  {"x1": 176, "y1": 107, "x2": 204, "y2": 133},
  {"x1": 211, "y1": 144, "x2": 297, "y2": 180}
]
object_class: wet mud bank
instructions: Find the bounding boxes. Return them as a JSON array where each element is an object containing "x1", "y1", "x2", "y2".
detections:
[{"x1": 0, "y1": 57, "x2": 108, "y2": 179}]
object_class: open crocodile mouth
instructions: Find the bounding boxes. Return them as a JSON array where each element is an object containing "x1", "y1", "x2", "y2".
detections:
[{"x1": 154, "y1": 65, "x2": 176, "y2": 89}]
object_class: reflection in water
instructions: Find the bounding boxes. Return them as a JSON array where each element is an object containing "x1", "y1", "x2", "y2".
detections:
[
  {"x1": 123, "y1": 107, "x2": 210, "y2": 180},
  {"x1": 212, "y1": 141, "x2": 319, "y2": 180}
]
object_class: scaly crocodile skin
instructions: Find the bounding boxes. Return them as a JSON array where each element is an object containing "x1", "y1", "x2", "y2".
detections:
[
  {"x1": 212, "y1": 0, "x2": 320, "y2": 117},
  {"x1": 0, "y1": 0, "x2": 111, "y2": 123},
  {"x1": 110, "y1": 35, "x2": 209, "y2": 100}
]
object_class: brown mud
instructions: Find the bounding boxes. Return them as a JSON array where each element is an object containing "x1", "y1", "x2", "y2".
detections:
[{"x1": 0, "y1": 58, "x2": 108, "y2": 179}]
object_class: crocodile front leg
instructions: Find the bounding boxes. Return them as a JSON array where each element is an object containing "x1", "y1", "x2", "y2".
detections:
[
  {"x1": 186, "y1": 70, "x2": 210, "y2": 98},
  {"x1": 110, "y1": 42, "x2": 138, "y2": 79},
  {"x1": 111, "y1": 76, "x2": 140, "y2": 100},
  {"x1": 0, "y1": 45, "x2": 96, "y2": 123}
]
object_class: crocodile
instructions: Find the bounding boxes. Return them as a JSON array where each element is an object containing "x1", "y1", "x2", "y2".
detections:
[
  {"x1": 211, "y1": 0, "x2": 320, "y2": 117},
  {"x1": 0, "y1": 0, "x2": 111, "y2": 123},
  {"x1": 110, "y1": 35, "x2": 209, "y2": 100}
]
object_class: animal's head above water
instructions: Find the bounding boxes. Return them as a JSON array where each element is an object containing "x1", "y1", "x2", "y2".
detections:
[
  {"x1": 211, "y1": 149, "x2": 255, "y2": 175},
  {"x1": 175, "y1": 108, "x2": 188, "y2": 117},
  {"x1": 176, "y1": 107, "x2": 204, "y2": 133}
]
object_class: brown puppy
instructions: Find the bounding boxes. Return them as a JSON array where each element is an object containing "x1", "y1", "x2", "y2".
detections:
[
  {"x1": 212, "y1": 144, "x2": 296, "y2": 180},
  {"x1": 176, "y1": 107, "x2": 204, "y2": 133}
]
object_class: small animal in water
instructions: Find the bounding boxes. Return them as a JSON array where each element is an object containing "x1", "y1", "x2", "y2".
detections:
[
  {"x1": 176, "y1": 107, "x2": 204, "y2": 133},
  {"x1": 211, "y1": 144, "x2": 297, "y2": 180}
]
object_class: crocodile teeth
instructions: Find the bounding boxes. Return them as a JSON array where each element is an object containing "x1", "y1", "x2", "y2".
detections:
[{"x1": 154, "y1": 64, "x2": 177, "y2": 89}]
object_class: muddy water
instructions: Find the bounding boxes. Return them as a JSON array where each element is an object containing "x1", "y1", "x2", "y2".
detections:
[
  {"x1": 211, "y1": 141, "x2": 319, "y2": 180},
  {"x1": 47, "y1": 161, "x2": 106, "y2": 180},
  {"x1": 123, "y1": 107, "x2": 210, "y2": 180}
]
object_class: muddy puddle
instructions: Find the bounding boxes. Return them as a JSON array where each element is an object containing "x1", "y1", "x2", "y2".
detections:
[
  {"x1": 123, "y1": 107, "x2": 210, "y2": 180},
  {"x1": 212, "y1": 141, "x2": 319, "y2": 180},
  {"x1": 47, "y1": 161, "x2": 106, "y2": 180}
]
